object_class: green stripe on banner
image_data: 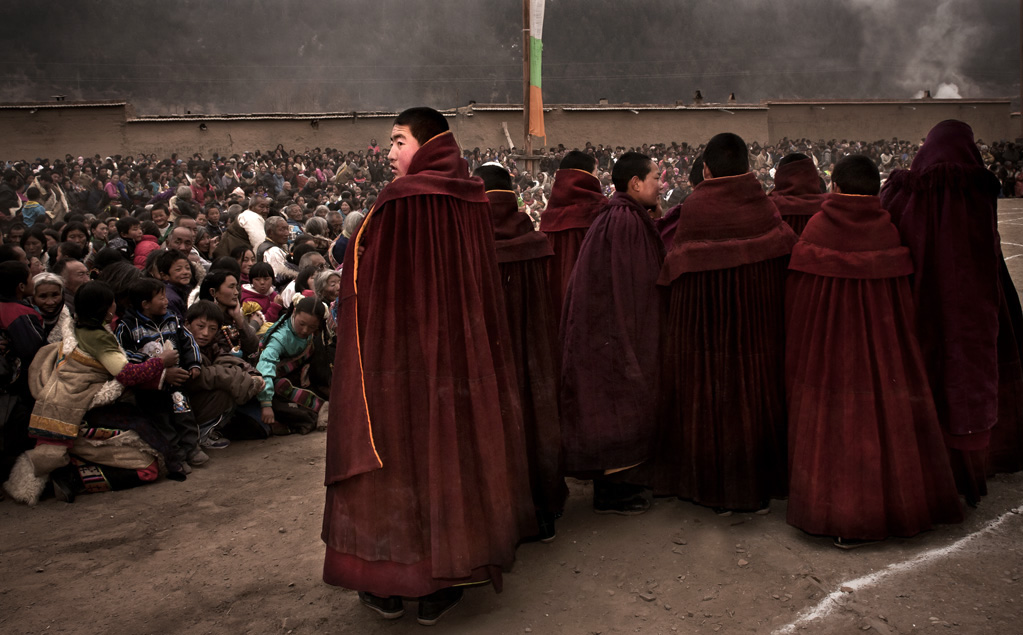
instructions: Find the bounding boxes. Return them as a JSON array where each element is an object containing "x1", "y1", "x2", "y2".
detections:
[{"x1": 529, "y1": 37, "x2": 542, "y2": 88}]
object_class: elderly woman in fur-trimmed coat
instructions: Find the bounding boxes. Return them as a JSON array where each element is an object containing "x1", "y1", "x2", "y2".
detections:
[{"x1": 4, "y1": 281, "x2": 183, "y2": 505}]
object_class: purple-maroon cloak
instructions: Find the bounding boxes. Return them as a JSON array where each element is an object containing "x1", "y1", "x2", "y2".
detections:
[
  {"x1": 644, "y1": 172, "x2": 797, "y2": 511},
  {"x1": 786, "y1": 192, "x2": 962, "y2": 539},
  {"x1": 879, "y1": 120, "x2": 1016, "y2": 501},
  {"x1": 322, "y1": 132, "x2": 535, "y2": 597},
  {"x1": 540, "y1": 169, "x2": 607, "y2": 323},
  {"x1": 558, "y1": 191, "x2": 665, "y2": 473},
  {"x1": 656, "y1": 203, "x2": 682, "y2": 246},
  {"x1": 486, "y1": 188, "x2": 567, "y2": 517},
  {"x1": 769, "y1": 157, "x2": 827, "y2": 237}
]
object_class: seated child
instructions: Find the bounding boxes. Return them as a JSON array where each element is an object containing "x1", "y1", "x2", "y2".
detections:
[
  {"x1": 240, "y1": 262, "x2": 283, "y2": 323},
  {"x1": 156, "y1": 249, "x2": 193, "y2": 320},
  {"x1": 20, "y1": 187, "x2": 47, "y2": 228},
  {"x1": 108, "y1": 217, "x2": 142, "y2": 263},
  {"x1": 183, "y1": 301, "x2": 267, "y2": 444},
  {"x1": 114, "y1": 278, "x2": 206, "y2": 471},
  {"x1": 4, "y1": 281, "x2": 181, "y2": 505},
  {"x1": 256, "y1": 296, "x2": 327, "y2": 435},
  {"x1": 133, "y1": 221, "x2": 162, "y2": 270}
]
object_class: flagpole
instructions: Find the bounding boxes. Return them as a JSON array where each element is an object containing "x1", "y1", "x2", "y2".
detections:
[{"x1": 523, "y1": 0, "x2": 532, "y2": 154}]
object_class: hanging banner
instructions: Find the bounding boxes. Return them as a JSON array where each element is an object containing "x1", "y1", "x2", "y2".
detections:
[{"x1": 528, "y1": 0, "x2": 546, "y2": 139}]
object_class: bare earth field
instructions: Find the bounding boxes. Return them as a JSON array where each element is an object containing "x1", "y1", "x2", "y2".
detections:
[{"x1": 3, "y1": 200, "x2": 1023, "y2": 635}]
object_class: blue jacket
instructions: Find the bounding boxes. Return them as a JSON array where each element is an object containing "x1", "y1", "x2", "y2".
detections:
[
  {"x1": 114, "y1": 308, "x2": 201, "y2": 371},
  {"x1": 21, "y1": 201, "x2": 47, "y2": 228}
]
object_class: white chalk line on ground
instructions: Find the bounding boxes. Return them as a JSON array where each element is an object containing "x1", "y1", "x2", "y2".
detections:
[{"x1": 773, "y1": 502, "x2": 1023, "y2": 634}]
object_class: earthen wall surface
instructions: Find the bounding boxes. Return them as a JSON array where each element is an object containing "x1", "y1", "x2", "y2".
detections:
[
  {"x1": 0, "y1": 101, "x2": 1014, "y2": 162},
  {"x1": 766, "y1": 102, "x2": 1011, "y2": 145}
]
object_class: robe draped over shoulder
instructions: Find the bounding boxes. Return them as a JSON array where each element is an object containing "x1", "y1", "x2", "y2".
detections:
[{"x1": 322, "y1": 132, "x2": 535, "y2": 597}]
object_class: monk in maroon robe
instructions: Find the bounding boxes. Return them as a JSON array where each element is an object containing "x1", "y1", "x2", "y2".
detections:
[
  {"x1": 322, "y1": 108, "x2": 535, "y2": 625},
  {"x1": 769, "y1": 153, "x2": 826, "y2": 237},
  {"x1": 559, "y1": 152, "x2": 665, "y2": 514},
  {"x1": 476, "y1": 163, "x2": 567, "y2": 541},
  {"x1": 879, "y1": 120, "x2": 1018, "y2": 505},
  {"x1": 786, "y1": 155, "x2": 962, "y2": 545},
  {"x1": 540, "y1": 151, "x2": 607, "y2": 322},
  {"x1": 643, "y1": 132, "x2": 797, "y2": 513}
]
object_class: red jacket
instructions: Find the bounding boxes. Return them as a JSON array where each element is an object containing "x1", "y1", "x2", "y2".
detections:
[{"x1": 133, "y1": 235, "x2": 160, "y2": 270}]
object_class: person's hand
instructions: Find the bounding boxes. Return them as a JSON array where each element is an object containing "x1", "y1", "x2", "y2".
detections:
[
  {"x1": 189, "y1": 367, "x2": 200, "y2": 379},
  {"x1": 261, "y1": 406, "x2": 275, "y2": 425},
  {"x1": 227, "y1": 304, "x2": 245, "y2": 325},
  {"x1": 252, "y1": 376, "x2": 266, "y2": 392},
  {"x1": 273, "y1": 294, "x2": 285, "y2": 306},
  {"x1": 357, "y1": 245, "x2": 365, "y2": 258},
  {"x1": 160, "y1": 347, "x2": 180, "y2": 367},
  {"x1": 165, "y1": 367, "x2": 190, "y2": 386}
]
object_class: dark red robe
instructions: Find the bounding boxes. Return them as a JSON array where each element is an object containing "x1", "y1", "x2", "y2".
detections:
[
  {"x1": 486, "y1": 188, "x2": 567, "y2": 517},
  {"x1": 879, "y1": 120, "x2": 1009, "y2": 502},
  {"x1": 322, "y1": 132, "x2": 535, "y2": 597},
  {"x1": 656, "y1": 203, "x2": 682, "y2": 246},
  {"x1": 786, "y1": 193, "x2": 962, "y2": 540},
  {"x1": 768, "y1": 157, "x2": 826, "y2": 237},
  {"x1": 558, "y1": 191, "x2": 665, "y2": 473},
  {"x1": 540, "y1": 169, "x2": 607, "y2": 323},
  {"x1": 644, "y1": 172, "x2": 797, "y2": 511},
  {"x1": 989, "y1": 258, "x2": 1023, "y2": 475}
]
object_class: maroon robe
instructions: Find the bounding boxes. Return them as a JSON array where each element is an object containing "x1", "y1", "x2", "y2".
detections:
[
  {"x1": 989, "y1": 258, "x2": 1023, "y2": 475},
  {"x1": 644, "y1": 172, "x2": 797, "y2": 510},
  {"x1": 879, "y1": 120, "x2": 1009, "y2": 502},
  {"x1": 656, "y1": 203, "x2": 682, "y2": 246},
  {"x1": 768, "y1": 157, "x2": 826, "y2": 237},
  {"x1": 559, "y1": 191, "x2": 665, "y2": 473},
  {"x1": 322, "y1": 132, "x2": 535, "y2": 597},
  {"x1": 540, "y1": 169, "x2": 607, "y2": 322},
  {"x1": 786, "y1": 193, "x2": 962, "y2": 540},
  {"x1": 486, "y1": 188, "x2": 567, "y2": 517}
]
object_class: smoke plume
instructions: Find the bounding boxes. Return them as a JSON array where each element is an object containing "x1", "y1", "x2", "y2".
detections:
[{"x1": 0, "y1": 0, "x2": 1015, "y2": 113}]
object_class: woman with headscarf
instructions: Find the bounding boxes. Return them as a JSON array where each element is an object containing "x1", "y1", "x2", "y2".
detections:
[
  {"x1": 32, "y1": 273, "x2": 71, "y2": 342},
  {"x1": 880, "y1": 120, "x2": 1023, "y2": 505},
  {"x1": 328, "y1": 211, "x2": 364, "y2": 269},
  {"x1": 307, "y1": 269, "x2": 340, "y2": 397},
  {"x1": 3, "y1": 282, "x2": 184, "y2": 505}
]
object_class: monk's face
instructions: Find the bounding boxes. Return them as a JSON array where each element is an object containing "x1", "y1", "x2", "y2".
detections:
[
  {"x1": 631, "y1": 161, "x2": 661, "y2": 208},
  {"x1": 388, "y1": 125, "x2": 421, "y2": 178}
]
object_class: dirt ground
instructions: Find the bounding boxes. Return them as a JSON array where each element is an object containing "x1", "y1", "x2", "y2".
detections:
[{"x1": 3, "y1": 201, "x2": 1023, "y2": 635}]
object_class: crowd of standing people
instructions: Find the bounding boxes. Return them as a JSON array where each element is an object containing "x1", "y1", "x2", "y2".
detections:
[{"x1": 1, "y1": 110, "x2": 1021, "y2": 626}]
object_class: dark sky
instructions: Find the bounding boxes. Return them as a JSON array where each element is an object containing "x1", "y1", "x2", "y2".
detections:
[{"x1": 1, "y1": 0, "x2": 1017, "y2": 114}]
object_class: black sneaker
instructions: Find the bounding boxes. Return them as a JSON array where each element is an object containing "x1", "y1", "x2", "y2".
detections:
[
  {"x1": 833, "y1": 537, "x2": 880, "y2": 550},
  {"x1": 417, "y1": 587, "x2": 463, "y2": 626},
  {"x1": 200, "y1": 430, "x2": 231, "y2": 450},
  {"x1": 358, "y1": 591, "x2": 405, "y2": 620},
  {"x1": 593, "y1": 494, "x2": 650, "y2": 515},
  {"x1": 520, "y1": 511, "x2": 558, "y2": 544}
]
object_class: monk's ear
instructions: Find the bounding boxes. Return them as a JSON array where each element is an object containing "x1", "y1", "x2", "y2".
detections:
[
  {"x1": 703, "y1": 164, "x2": 713, "y2": 180},
  {"x1": 629, "y1": 175, "x2": 642, "y2": 193}
]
